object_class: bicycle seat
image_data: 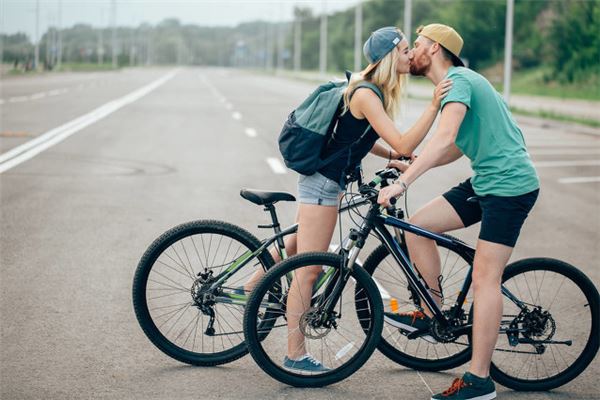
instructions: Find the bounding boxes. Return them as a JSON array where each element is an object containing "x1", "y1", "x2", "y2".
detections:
[{"x1": 240, "y1": 189, "x2": 296, "y2": 206}]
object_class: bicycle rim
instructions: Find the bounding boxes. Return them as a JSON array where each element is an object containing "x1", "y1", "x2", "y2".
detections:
[
  {"x1": 363, "y1": 242, "x2": 472, "y2": 371},
  {"x1": 133, "y1": 220, "x2": 273, "y2": 365},
  {"x1": 244, "y1": 252, "x2": 383, "y2": 387},
  {"x1": 489, "y1": 258, "x2": 599, "y2": 390}
]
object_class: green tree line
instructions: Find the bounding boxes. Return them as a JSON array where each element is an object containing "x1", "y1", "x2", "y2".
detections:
[{"x1": 2, "y1": 0, "x2": 598, "y2": 85}]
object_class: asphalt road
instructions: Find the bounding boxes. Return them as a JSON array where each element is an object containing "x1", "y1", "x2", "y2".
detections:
[{"x1": 1, "y1": 67, "x2": 599, "y2": 399}]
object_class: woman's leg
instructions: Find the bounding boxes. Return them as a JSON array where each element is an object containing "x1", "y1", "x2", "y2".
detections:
[
  {"x1": 286, "y1": 203, "x2": 338, "y2": 359},
  {"x1": 242, "y1": 234, "x2": 298, "y2": 292}
]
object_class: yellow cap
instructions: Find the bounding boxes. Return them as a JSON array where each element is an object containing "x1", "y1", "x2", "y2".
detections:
[{"x1": 416, "y1": 23, "x2": 464, "y2": 66}]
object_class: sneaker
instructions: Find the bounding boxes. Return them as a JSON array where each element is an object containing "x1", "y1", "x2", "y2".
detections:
[
  {"x1": 283, "y1": 354, "x2": 330, "y2": 372},
  {"x1": 431, "y1": 372, "x2": 496, "y2": 400},
  {"x1": 384, "y1": 310, "x2": 437, "y2": 343},
  {"x1": 384, "y1": 310, "x2": 431, "y2": 331}
]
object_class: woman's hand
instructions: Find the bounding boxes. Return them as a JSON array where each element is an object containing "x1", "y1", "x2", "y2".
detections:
[
  {"x1": 378, "y1": 182, "x2": 407, "y2": 207},
  {"x1": 432, "y1": 79, "x2": 453, "y2": 109},
  {"x1": 387, "y1": 159, "x2": 410, "y2": 172}
]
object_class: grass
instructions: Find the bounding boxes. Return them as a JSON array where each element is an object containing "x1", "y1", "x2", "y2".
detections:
[
  {"x1": 509, "y1": 106, "x2": 600, "y2": 128},
  {"x1": 56, "y1": 62, "x2": 119, "y2": 72},
  {"x1": 4, "y1": 62, "x2": 120, "y2": 75},
  {"x1": 487, "y1": 66, "x2": 600, "y2": 101}
]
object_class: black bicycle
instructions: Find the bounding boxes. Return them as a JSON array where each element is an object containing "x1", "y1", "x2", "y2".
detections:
[
  {"x1": 243, "y1": 168, "x2": 599, "y2": 389},
  {"x1": 132, "y1": 187, "x2": 372, "y2": 366}
]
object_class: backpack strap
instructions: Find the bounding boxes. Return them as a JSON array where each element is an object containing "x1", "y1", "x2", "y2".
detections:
[
  {"x1": 317, "y1": 81, "x2": 384, "y2": 175},
  {"x1": 351, "y1": 81, "x2": 384, "y2": 103}
]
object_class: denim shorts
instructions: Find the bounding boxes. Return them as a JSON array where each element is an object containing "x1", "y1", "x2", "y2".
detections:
[{"x1": 298, "y1": 172, "x2": 343, "y2": 206}]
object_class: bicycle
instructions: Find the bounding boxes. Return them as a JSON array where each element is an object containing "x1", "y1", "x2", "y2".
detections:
[
  {"x1": 243, "y1": 168, "x2": 600, "y2": 390},
  {"x1": 132, "y1": 187, "x2": 371, "y2": 366}
]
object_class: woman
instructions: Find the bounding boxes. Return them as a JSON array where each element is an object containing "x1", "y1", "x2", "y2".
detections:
[{"x1": 249, "y1": 26, "x2": 452, "y2": 371}]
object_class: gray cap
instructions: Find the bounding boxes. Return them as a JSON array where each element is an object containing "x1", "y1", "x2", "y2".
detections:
[{"x1": 363, "y1": 26, "x2": 403, "y2": 65}]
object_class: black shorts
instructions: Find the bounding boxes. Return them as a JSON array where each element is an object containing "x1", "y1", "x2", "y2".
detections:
[{"x1": 442, "y1": 178, "x2": 539, "y2": 248}]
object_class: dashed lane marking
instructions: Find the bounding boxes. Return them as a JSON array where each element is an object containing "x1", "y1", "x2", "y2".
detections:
[
  {"x1": 535, "y1": 160, "x2": 600, "y2": 168},
  {"x1": 529, "y1": 148, "x2": 600, "y2": 155},
  {"x1": 266, "y1": 157, "x2": 287, "y2": 174},
  {"x1": 244, "y1": 128, "x2": 257, "y2": 137},
  {"x1": 558, "y1": 176, "x2": 600, "y2": 184},
  {"x1": 232, "y1": 112, "x2": 242, "y2": 120}
]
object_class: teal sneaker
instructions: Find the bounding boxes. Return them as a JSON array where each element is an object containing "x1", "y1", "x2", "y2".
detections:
[
  {"x1": 431, "y1": 372, "x2": 496, "y2": 400},
  {"x1": 283, "y1": 354, "x2": 330, "y2": 373}
]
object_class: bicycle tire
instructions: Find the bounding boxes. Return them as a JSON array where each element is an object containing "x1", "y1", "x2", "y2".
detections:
[
  {"x1": 486, "y1": 258, "x2": 600, "y2": 391},
  {"x1": 361, "y1": 240, "x2": 473, "y2": 371},
  {"x1": 132, "y1": 219, "x2": 275, "y2": 366},
  {"x1": 243, "y1": 252, "x2": 383, "y2": 387}
]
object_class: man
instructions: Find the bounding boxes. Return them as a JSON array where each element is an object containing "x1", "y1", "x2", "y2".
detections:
[{"x1": 378, "y1": 24, "x2": 539, "y2": 400}]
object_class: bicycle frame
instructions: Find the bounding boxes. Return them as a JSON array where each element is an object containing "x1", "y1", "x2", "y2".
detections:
[
  {"x1": 372, "y1": 213, "x2": 475, "y2": 327},
  {"x1": 324, "y1": 197, "x2": 533, "y2": 337},
  {"x1": 210, "y1": 197, "x2": 372, "y2": 305}
]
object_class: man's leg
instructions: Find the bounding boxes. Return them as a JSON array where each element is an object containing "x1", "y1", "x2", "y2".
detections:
[
  {"x1": 286, "y1": 203, "x2": 338, "y2": 358},
  {"x1": 405, "y1": 196, "x2": 465, "y2": 315},
  {"x1": 469, "y1": 239, "x2": 513, "y2": 377}
]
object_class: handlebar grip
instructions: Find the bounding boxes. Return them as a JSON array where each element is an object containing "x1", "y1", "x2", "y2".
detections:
[{"x1": 368, "y1": 175, "x2": 382, "y2": 188}]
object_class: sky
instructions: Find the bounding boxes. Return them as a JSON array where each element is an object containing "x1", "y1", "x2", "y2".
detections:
[{"x1": 2, "y1": 0, "x2": 361, "y2": 42}]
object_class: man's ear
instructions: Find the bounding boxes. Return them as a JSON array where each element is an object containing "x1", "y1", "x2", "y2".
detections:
[{"x1": 429, "y1": 42, "x2": 440, "y2": 56}]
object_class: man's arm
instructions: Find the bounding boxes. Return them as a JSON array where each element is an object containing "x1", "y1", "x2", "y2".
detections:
[
  {"x1": 377, "y1": 102, "x2": 467, "y2": 206},
  {"x1": 400, "y1": 102, "x2": 466, "y2": 186}
]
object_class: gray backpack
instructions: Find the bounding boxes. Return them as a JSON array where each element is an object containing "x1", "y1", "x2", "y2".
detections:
[{"x1": 278, "y1": 72, "x2": 383, "y2": 176}]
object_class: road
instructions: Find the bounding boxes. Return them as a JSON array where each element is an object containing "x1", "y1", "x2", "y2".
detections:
[{"x1": 1, "y1": 67, "x2": 599, "y2": 399}]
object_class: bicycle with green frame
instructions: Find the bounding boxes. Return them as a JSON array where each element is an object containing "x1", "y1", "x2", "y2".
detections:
[{"x1": 131, "y1": 187, "x2": 373, "y2": 366}]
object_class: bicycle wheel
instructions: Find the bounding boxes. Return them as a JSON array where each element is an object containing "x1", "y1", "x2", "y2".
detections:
[
  {"x1": 243, "y1": 252, "x2": 383, "y2": 387},
  {"x1": 361, "y1": 239, "x2": 473, "y2": 371},
  {"x1": 486, "y1": 258, "x2": 600, "y2": 391},
  {"x1": 132, "y1": 219, "x2": 275, "y2": 366}
]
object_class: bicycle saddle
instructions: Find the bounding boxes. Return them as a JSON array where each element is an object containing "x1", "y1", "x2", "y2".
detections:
[{"x1": 240, "y1": 189, "x2": 296, "y2": 206}]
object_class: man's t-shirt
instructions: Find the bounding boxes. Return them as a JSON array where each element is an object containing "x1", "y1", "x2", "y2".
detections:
[{"x1": 440, "y1": 66, "x2": 539, "y2": 197}]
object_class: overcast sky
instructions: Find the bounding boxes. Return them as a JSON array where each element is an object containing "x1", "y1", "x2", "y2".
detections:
[{"x1": 3, "y1": 0, "x2": 361, "y2": 41}]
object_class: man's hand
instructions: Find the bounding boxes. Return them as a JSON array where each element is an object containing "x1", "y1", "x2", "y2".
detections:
[{"x1": 378, "y1": 182, "x2": 406, "y2": 207}]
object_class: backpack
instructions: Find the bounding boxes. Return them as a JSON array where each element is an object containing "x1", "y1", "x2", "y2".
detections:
[{"x1": 278, "y1": 71, "x2": 383, "y2": 176}]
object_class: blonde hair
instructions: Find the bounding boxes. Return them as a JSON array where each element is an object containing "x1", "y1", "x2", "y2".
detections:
[{"x1": 342, "y1": 44, "x2": 408, "y2": 121}]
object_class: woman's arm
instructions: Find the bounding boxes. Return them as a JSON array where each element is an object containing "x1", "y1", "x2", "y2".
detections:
[
  {"x1": 354, "y1": 79, "x2": 452, "y2": 157},
  {"x1": 377, "y1": 102, "x2": 467, "y2": 207}
]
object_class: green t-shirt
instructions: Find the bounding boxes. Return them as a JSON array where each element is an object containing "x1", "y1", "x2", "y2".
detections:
[{"x1": 441, "y1": 66, "x2": 539, "y2": 196}]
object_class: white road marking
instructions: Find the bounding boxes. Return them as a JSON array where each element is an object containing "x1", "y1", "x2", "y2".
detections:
[
  {"x1": 9, "y1": 96, "x2": 28, "y2": 103},
  {"x1": 529, "y1": 148, "x2": 600, "y2": 155},
  {"x1": 535, "y1": 160, "x2": 600, "y2": 168},
  {"x1": 558, "y1": 176, "x2": 600, "y2": 184},
  {"x1": 244, "y1": 128, "x2": 257, "y2": 137},
  {"x1": 0, "y1": 69, "x2": 179, "y2": 174},
  {"x1": 266, "y1": 157, "x2": 287, "y2": 174},
  {"x1": 232, "y1": 112, "x2": 242, "y2": 120},
  {"x1": 416, "y1": 371, "x2": 434, "y2": 395},
  {"x1": 3, "y1": 87, "x2": 70, "y2": 104},
  {"x1": 225, "y1": 103, "x2": 233, "y2": 110},
  {"x1": 528, "y1": 142, "x2": 598, "y2": 148}
]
